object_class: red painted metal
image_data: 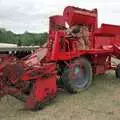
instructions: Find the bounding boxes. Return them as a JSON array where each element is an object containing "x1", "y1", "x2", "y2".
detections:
[
  {"x1": 63, "y1": 6, "x2": 98, "y2": 29},
  {"x1": 0, "y1": 55, "x2": 57, "y2": 109},
  {"x1": 47, "y1": 6, "x2": 120, "y2": 75},
  {"x1": 1, "y1": 6, "x2": 120, "y2": 110}
]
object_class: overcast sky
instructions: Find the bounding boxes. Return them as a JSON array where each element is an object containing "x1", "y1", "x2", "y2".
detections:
[{"x1": 0, "y1": 0, "x2": 120, "y2": 33}]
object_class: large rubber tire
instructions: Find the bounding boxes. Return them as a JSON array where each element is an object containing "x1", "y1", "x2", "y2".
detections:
[{"x1": 62, "y1": 58, "x2": 92, "y2": 93}]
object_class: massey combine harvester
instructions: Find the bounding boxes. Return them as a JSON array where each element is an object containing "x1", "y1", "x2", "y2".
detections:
[{"x1": 0, "y1": 6, "x2": 120, "y2": 110}]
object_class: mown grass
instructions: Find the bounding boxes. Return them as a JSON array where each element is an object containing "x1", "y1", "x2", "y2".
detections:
[{"x1": 1, "y1": 71, "x2": 120, "y2": 120}]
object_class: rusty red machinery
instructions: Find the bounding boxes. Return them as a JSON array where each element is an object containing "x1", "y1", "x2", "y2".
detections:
[{"x1": 0, "y1": 6, "x2": 120, "y2": 110}]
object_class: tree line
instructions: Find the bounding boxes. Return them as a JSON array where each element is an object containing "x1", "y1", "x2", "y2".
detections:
[{"x1": 0, "y1": 28, "x2": 48, "y2": 46}]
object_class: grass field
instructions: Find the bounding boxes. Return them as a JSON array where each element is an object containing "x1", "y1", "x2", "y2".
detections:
[{"x1": 1, "y1": 71, "x2": 120, "y2": 120}]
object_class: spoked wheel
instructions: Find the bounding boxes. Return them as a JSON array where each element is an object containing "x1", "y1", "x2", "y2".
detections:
[{"x1": 62, "y1": 57, "x2": 92, "y2": 93}]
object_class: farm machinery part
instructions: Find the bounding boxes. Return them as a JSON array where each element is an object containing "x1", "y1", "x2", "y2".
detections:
[
  {"x1": 0, "y1": 53, "x2": 57, "y2": 110},
  {"x1": 1, "y1": 6, "x2": 120, "y2": 110}
]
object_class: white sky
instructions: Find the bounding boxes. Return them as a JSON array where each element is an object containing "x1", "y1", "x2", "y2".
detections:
[{"x1": 0, "y1": 0, "x2": 120, "y2": 33}]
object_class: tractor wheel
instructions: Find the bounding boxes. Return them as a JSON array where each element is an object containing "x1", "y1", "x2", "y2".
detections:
[
  {"x1": 62, "y1": 58, "x2": 92, "y2": 93},
  {"x1": 115, "y1": 64, "x2": 120, "y2": 79}
]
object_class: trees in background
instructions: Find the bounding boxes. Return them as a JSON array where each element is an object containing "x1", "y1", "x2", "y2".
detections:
[{"x1": 0, "y1": 28, "x2": 48, "y2": 46}]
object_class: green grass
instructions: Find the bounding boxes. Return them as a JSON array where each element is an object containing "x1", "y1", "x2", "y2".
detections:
[{"x1": 1, "y1": 71, "x2": 120, "y2": 120}]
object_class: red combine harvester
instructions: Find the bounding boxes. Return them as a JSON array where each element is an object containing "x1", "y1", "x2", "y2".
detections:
[{"x1": 0, "y1": 6, "x2": 120, "y2": 110}]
